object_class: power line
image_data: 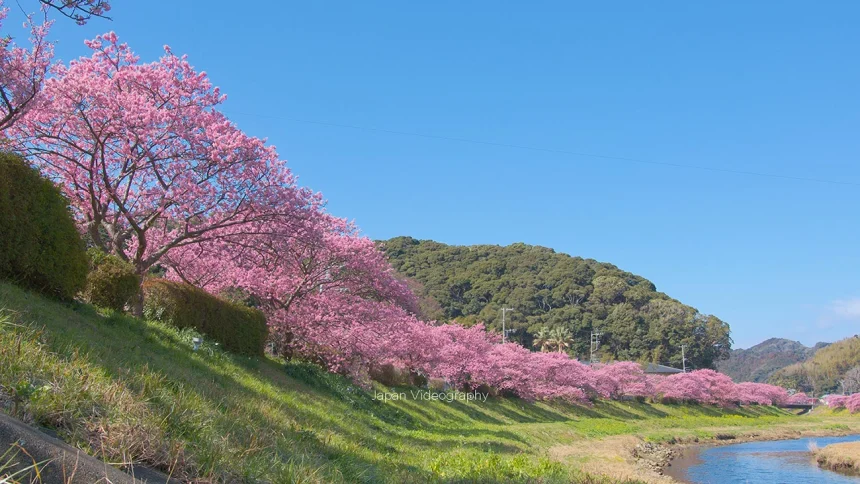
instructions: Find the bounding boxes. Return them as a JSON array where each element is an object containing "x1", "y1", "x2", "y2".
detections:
[{"x1": 230, "y1": 112, "x2": 859, "y2": 187}]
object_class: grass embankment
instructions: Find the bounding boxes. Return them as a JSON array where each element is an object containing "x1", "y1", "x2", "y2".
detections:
[
  {"x1": 814, "y1": 441, "x2": 860, "y2": 475},
  {"x1": 0, "y1": 282, "x2": 858, "y2": 483}
]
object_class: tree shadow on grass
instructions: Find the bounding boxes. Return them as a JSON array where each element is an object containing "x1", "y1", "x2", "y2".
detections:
[
  {"x1": 580, "y1": 401, "x2": 650, "y2": 421},
  {"x1": 23, "y1": 297, "x2": 566, "y2": 482},
  {"x1": 388, "y1": 395, "x2": 506, "y2": 428},
  {"x1": 9, "y1": 300, "x2": 433, "y2": 480},
  {"x1": 481, "y1": 398, "x2": 573, "y2": 424}
]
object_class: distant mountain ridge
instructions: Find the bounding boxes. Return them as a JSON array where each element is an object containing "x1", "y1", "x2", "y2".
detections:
[
  {"x1": 717, "y1": 338, "x2": 828, "y2": 383},
  {"x1": 768, "y1": 336, "x2": 860, "y2": 394}
]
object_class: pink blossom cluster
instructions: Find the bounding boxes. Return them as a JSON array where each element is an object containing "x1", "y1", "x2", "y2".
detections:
[
  {"x1": 12, "y1": 32, "x2": 320, "y2": 276},
  {"x1": 786, "y1": 392, "x2": 814, "y2": 406},
  {"x1": 826, "y1": 394, "x2": 860, "y2": 413},
  {"x1": 734, "y1": 382, "x2": 791, "y2": 406},
  {"x1": 1, "y1": 0, "x2": 114, "y2": 133},
  {"x1": 654, "y1": 372, "x2": 789, "y2": 406},
  {"x1": 0, "y1": 1, "x2": 54, "y2": 132},
  {"x1": 395, "y1": 326, "x2": 598, "y2": 402}
]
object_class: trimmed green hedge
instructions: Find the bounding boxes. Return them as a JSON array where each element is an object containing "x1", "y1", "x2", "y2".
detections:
[
  {"x1": 0, "y1": 152, "x2": 88, "y2": 300},
  {"x1": 83, "y1": 249, "x2": 140, "y2": 311},
  {"x1": 142, "y1": 279, "x2": 267, "y2": 356}
]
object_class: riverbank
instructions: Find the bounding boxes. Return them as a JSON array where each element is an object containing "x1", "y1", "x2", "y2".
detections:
[
  {"x1": 549, "y1": 408, "x2": 860, "y2": 483},
  {"x1": 658, "y1": 415, "x2": 860, "y2": 483},
  {"x1": 815, "y1": 441, "x2": 860, "y2": 475}
]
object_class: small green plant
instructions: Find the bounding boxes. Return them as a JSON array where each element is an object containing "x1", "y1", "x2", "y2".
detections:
[
  {"x1": 83, "y1": 249, "x2": 140, "y2": 311},
  {"x1": 9, "y1": 379, "x2": 49, "y2": 416}
]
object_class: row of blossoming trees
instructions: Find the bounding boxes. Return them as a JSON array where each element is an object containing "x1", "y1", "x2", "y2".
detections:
[
  {"x1": 0, "y1": 4, "x2": 826, "y2": 408},
  {"x1": 826, "y1": 394, "x2": 860, "y2": 413}
]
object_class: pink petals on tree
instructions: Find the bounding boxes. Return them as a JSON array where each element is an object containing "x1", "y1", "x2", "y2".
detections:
[
  {"x1": 0, "y1": 1, "x2": 53, "y2": 132},
  {"x1": 14, "y1": 32, "x2": 318, "y2": 279},
  {"x1": 826, "y1": 394, "x2": 860, "y2": 413}
]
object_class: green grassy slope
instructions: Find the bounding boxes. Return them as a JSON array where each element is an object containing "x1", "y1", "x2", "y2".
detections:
[{"x1": 0, "y1": 282, "x2": 855, "y2": 483}]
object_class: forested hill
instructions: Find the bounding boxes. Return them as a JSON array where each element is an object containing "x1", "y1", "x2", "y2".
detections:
[
  {"x1": 380, "y1": 237, "x2": 732, "y2": 370},
  {"x1": 717, "y1": 338, "x2": 827, "y2": 383},
  {"x1": 768, "y1": 336, "x2": 860, "y2": 394}
]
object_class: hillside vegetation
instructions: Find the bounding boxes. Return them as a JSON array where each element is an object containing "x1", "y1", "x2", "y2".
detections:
[
  {"x1": 4, "y1": 282, "x2": 852, "y2": 483},
  {"x1": 381, "y1": 237, "x2": 731, "y2": 369},
  {"x1": 769, "y1": 336, "x2": 860, "y2": 395},
  {"x1": 718, "y1": 338, "x2": 828, "y2": 383}
]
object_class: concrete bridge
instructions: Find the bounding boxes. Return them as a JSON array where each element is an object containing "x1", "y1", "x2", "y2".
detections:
[{"x1": 779, "y1": 403, "x2": 815, "y2": 415}]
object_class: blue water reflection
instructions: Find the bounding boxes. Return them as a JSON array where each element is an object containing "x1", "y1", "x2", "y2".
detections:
[{"x1": 682, "y1": 435, "x2": 860, "y2": 483}]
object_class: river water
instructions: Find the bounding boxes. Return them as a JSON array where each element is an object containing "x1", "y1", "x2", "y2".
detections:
[{"x1": 667, "y1": 434, "x2": 860, "y2": 483}]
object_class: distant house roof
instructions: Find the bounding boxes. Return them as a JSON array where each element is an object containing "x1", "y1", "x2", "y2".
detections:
[{"x1": 644, "y1": 363, "x2": 684, "y2": 375}]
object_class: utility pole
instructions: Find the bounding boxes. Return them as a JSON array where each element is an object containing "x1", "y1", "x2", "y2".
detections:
[
  {"x1": 501, "y1": 308, "x2": 514, "y2": 343},
  {"x1": 681, "y1": 345, "x2": 687, "y2": 373},
  {"x1": 590, "y1": 332, "x2": 602, "y2": 364}
]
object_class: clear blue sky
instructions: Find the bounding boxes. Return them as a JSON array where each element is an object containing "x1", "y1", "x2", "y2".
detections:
[{"x1": 17, "y1": 1, "x2": 860, "y2": 348}]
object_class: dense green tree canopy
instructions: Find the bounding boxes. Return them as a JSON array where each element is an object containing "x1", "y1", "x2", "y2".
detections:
[{"x1": 381, "y1": 237, "x2": 732, "y2": 369}]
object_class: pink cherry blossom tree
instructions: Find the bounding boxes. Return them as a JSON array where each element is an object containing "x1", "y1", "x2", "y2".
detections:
[
  {"x1": 656, "y1": 369, "x2": 738, "y2": 406},
  {"x1": 594, "y1": 362, "x2": 652, "y2": 399},
  {"x1": 846, "y1": 393, "x2": 860, "y2": 413},
  {"x1": 12, "y1": 33, "x2": 318, "y2": 311},
  {"x1": 1, "y1": 0, "x2": 115, "y2": 134},
  {"x1": 0, "y1": 2, "x2": 53, "y2": 132},
  {"x1": 786, "y1": 392, "x2": 813, "y2": 406},
  {"x1": 734, "y1": 382, "x2": 789, "y2": 406},
  {"x1": 524, "y1": 351, "x2": 595, "y2": 402},
  {"x1": 657, "y1": 372, "x2": 708, "y2": 403},
  {"x1": 163, "y1": 210, "x2": 418, "y2": 371},
  {"x1": 826, "y1": 395, "x2": 849, "y2": 409}
]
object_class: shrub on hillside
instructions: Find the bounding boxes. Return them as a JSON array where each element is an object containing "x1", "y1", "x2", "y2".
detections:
[
  {"x1": 428, "y1": 378, "x2": 447, "y2": 392},
  {"x1": 83, "y1": 249, "x2": 140, "y2": 311},
  {"x1": 0, "y1": 152, "x2": 88, "y2": 300},
  {"x1": 142, "y1": 279, "x2": 267, "y2": 356},
  {"x1": 369, "y1": 363, "x2": 407, "y2": 386},
  {"x1": 407, "y1": 370, "x2": 428, "y2": 388}
]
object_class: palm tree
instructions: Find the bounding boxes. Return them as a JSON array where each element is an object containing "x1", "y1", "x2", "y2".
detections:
[
  {"x1": 533, "y1": 327, "x2": 553, "y2": 352},
  {"x1": 549, "y1": 327, "x2": 574, "y2": 354}
]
